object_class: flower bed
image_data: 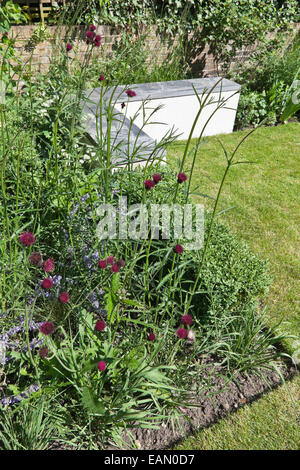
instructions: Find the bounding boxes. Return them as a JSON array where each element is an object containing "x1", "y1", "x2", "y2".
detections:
[{"x1": 0, "y1": 23, "x2": 293, "y2": 450}]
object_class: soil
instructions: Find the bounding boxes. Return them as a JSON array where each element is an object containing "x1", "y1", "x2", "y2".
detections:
[
  {"x1": 48, "y1": 355, "x2": 297, "y2": 451},
  {"x1": 104, "y1": 356, "x2": 297, "y2": 450}
]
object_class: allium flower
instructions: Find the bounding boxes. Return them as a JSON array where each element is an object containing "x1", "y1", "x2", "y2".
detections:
[
  {"x1": 44, "y1": 258, "x2": 55, "y2": 272},
  {"x1": 98, "y1": 259, "x2": 107, "y2": 269},
  {"x1": 181, "y1": 314, "x2": 193, "y2": 326},
  {"x1": 106, "y1": 256, "x2": 115, "y2": 265},
  {"x1": 174, "y1": 244, "x2": 184, "y2": 254},
  {"x1": 29, "y1": 252, "x2": 42, "y2": 266},
  {"x1": 41, "y1": 278, "x2": 53, "y2": 290},
  {"x1": 20, "y1": 232, "x2": 35, "y2": 247},
  {"x1": 66, "y1": 43, "x2": 72, "y2": 51},
  {"x1": 99, "y1": 74, "x2": 105, "y2": 81},
  {"x1": 59, "y1": 292, "x2": 69, "y2": 304},
  {"x1": 121, "y1": 102, "x2": 125, "y2": 109},
  {"x1": 111, "y1": 263, "x2": 120, "y2": 273},
  {"x1": 95, "y1": 320, "x2": 106, "y2": 331},
  {"x1": 97, "y1": 360, "x2": 106, "y2": 371},
  {"x1": 38, "y1": 346, "x2": 49, "y2": 358},
  {"x1": 89, "y1": 24, "x2": 96, "y2": 31},
  {"x1": 86, "y1": 30, "x2": 95, "y2": 40},
  {"x1": 176, "y1": 328, "x2": 188, "y2": 339},
  {"x1": 148, "y1": 332, "x2": 156, "y2": 341},
  {"x1": 125, "y1": 89, "x2": 136, "y2": 98},
  {"x1": 94, "y1": 35, "x2": 101, "y2": 46},
  {"x1": 144, "y1": 179, "x2": 155, "y2": 190},
  {"x1": 177, "y1": 172, "x2": 188, "y2": 183},
  {"x1": 152, "y1": 174, "x2": 162, "y2": 185},
  {"x1": 39, "y1": 322, "x2": 54, "y2": 336},
  {"x1": 117, "y1": 259, "x2": 125, "y2": 268}
]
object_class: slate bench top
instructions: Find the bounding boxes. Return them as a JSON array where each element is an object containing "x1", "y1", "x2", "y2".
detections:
[{"x1": 85, "y1": 77, "x2": 241, "y2": 105}]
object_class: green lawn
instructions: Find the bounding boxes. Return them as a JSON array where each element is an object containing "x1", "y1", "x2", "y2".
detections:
[
  {"x1": 167, "y1": 122, "x2": 300, "y2": 450},
  {"x1": 173, "y1": 374, "x2": 300, "y2": 450}
]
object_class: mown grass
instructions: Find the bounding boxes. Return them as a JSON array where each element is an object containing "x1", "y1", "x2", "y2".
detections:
[
  {"x1": 168, "y1": 122, "x2": 300, "y2": 346},
  {"x1": 173, "y1": 374, "x2": 300, "y2": 450},
  {"x1": 167, "y1": 121, "x2": 300, "y2": 450}
]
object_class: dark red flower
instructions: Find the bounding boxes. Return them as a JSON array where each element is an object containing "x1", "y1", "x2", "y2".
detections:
[
  {"x1": 144, "y1": 179, "x2": 155, "y2": 190},
  {"x1": 41, "y1": 278, "x2": 53, "y2": 289},
  {"x1": 99, "y1": 74, "x2": 105, "y2": 81},
  {"x1": 20, "y1": 232, "x2": 35, "y2": 247},
  {"x1": 97, "y1": 360, "x2": 106, "y2": 371},
  {"x1": 59, "y1": 292, "x2": 69, "y2": 304},
  {"x1": 40, "y1": 322, "x2": 54, "y2": 336},
  {"x1": 66, "y1": 43, "x2": 72, "y2": 51},
  {"x1": 38, "y1": 346, "x2": 49, "y2": 358},
  {"x1": 94, "y1": 34, "x2": 101, "y2": 43},
  {"x1": 86, "y1": 30, "x2": 95, "y2": 40},
  {"x1": 89, "y1": 24, "x2": 96, "y2": 31},
  {"x1": 111, "y1": 263, "x2": 120, "y2": 273},
  {"x1": 98, "y1": 259, "x2": 107, "y2": 269},
  {"x1": 106, "y1": 256, "x2": 115, "y2": 265},
  {"x1": 29, "y1": 252, "x2": 42, "y2": 266},
  {"x1": 176, "y1": 328, "x2": 188, "y2": 339},
  {"x1": 174, "y1": 244, "x2": 184, "y2": 254},
  {"x1": 125, "y1": 89, "x2": 136, "y2": 98},
  {"x1": 181, "y1": 314, "x2": 193, "y2": 326},
  {"x1": 148, "y1": 332, "x2": 156, "y2": 341},
  {"x1": 152, "y1": 174, "x2": 162, "y2": 185},
  {"x1": 121, "y1": 102, "x2": 125, "y2": 109},
  {"x1": 177, "y1": 172, "x2": 187, "y2": 183},
  {"x1": 95, "y1": 320, "x2": 106, "y2": 331},
  {"x1": 44, "y1": 258, "x2": 55, "y2": 272}
]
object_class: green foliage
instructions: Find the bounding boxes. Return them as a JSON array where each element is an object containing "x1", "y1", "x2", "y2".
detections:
[
  {"x1": 0, "y1": 1, "x2": 27, "y2": 94},
  {"x1": 0, "y1": 23, "x2": 290, "y2": 447},
  {"x1": 231, "y1": 31, "x2": 300, "y2": 128},
  {"x1": 235, "y1": 89, "x2": 277, "y2": 129},
  {"x1": 194, "y1": 221, "x2": 271, "y2": 314},
  {"x1": 0, "y1": 397, "x2": 62, "y2": 450},
  {"x1": 0, "y1": 1, "x2": 27, "y2": 34}
]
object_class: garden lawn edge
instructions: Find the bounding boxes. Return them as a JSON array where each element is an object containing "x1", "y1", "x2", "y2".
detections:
[{"x1": 101, "y1": 357, "x2": 297, "y2": 451}]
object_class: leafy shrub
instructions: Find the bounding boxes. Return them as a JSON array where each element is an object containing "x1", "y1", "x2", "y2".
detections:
[{"x1": 232, "y1": 31, "x2": 300, "y2": 128}]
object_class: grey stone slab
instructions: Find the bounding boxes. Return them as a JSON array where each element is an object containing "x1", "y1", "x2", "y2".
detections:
[{"x1": 87, "y1": 77, "x2": 241, "y2": 105}]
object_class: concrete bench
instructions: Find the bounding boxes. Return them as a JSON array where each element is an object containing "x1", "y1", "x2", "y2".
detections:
[{"x1": 82, "y1": 77, "x2": 241, "y2": 167}]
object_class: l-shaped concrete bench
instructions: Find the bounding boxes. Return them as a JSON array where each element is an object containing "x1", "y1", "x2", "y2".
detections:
[{"x1": 81, "y1": 77, "x2": 241, "y2": 167}]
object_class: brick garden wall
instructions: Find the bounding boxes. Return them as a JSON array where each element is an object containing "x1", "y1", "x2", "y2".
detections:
[{"x1": 3, "y1": 23, "x2": 300, "y2": 77}]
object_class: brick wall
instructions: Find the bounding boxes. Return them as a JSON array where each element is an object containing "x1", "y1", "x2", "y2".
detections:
[{"x1": 2, "y1": 23, "x2": 300, "y2": 77}]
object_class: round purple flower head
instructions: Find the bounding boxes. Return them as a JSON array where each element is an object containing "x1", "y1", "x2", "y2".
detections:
[
  {"x1": 144, "y1": 179, "x2": 155, "y2": 190},
  {"x1": 181, "y1": 314, "x2": 193, "y2": 326},
  {"x1": 148, "y1": 332, "x2": 156, "y2": 341},
  {"x1": 125, "y1": 89, "x2": 136, "y2": 98},
  {"x1": 98, "y1": 361, "x2": 106, "y2": 371},
  {"x1": 176, "y1": 328, "x2": 187, "y2": 339},
  {"x1": 177, "y1": 172, "x2": 187, "y2": 184},
  {"x1": 20, "y1": 232, "x2": 35, "y2": 247},
  {"x1": 40, "y1": 322, "x2": 54, "y2": 336},
  {"x1": 174, "y1": 244, "x2": 184, "y2": 254}
]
